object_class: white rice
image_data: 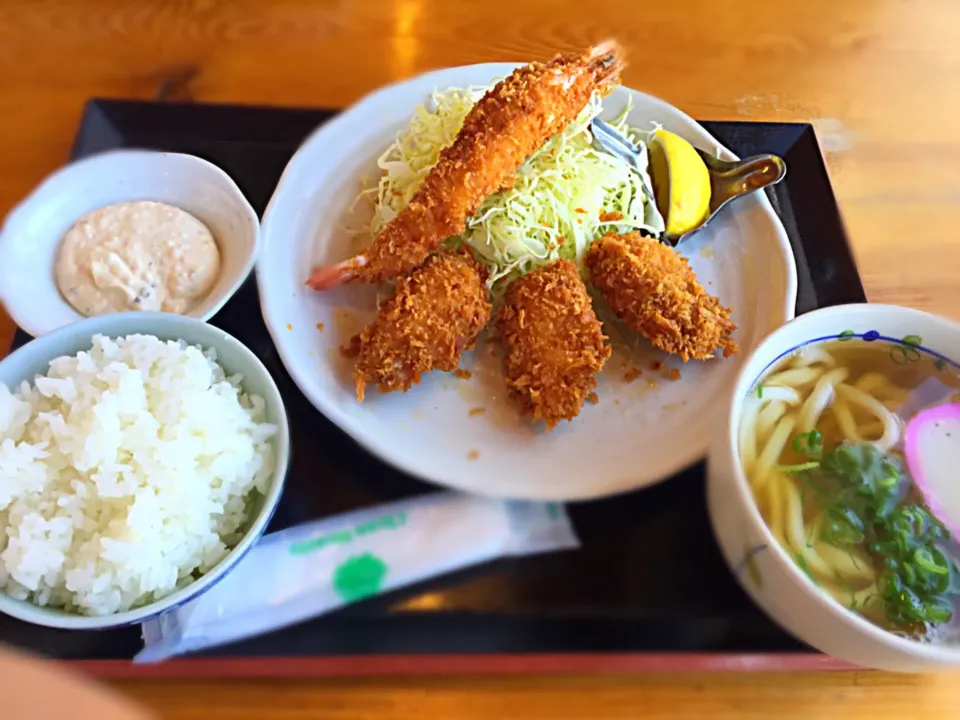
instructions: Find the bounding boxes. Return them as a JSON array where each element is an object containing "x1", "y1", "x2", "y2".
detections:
[{"x1": 0, "y1": 334, "x2": 276, "y2": 616}]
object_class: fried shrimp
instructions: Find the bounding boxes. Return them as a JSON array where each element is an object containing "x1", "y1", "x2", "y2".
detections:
[
  {"x1": 497, "y1": 259, "x2": 610, "y2": 430},
  {"x1": 307, "y1": 42, "x2": 624, "y2": 290},
  {"x1": 352, "y1": 250, "x2": 492, "y2": 402},
  {"x1": 585, "y1": 231, "x2": 738, "y2": 361}
]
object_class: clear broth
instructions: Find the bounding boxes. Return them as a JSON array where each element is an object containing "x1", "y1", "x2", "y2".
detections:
[{"x1": 742, "y1": 338, "x2": 960, "y2": 641}]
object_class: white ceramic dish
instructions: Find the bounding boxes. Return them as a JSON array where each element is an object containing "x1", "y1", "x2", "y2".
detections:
[
  {"x1": 0, "y1": 150, "x2": 260, "y2": 337},
  {"x1": 258, "y1": 62, "x2": 798, "y2": 501},
  {"x1": 707, "y1": 303, "x2": 960, "y2": 672},
  {"x1": 0, "y1": 312, "x2": 289, "y2": 630}
]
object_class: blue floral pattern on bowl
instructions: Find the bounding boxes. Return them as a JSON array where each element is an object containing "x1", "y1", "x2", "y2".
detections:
[{"x1": 749, "y1": 330, "x2": 960, "y2": 400}]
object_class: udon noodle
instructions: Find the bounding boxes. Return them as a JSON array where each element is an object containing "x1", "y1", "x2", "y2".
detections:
[{"x1": 740, "y1": 338, "x2": 960, "y2": 639}]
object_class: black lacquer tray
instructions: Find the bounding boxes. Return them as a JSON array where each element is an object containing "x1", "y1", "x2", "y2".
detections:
[{"x1": 0, "y1": 100, "x2": 864, "y2": 677}]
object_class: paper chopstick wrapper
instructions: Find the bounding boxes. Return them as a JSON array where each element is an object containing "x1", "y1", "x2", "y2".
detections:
[{"x1": 136, "y1": 491, "x2": 578, "y2": 662}]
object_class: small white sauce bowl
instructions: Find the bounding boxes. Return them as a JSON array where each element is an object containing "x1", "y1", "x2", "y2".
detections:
[
  {"x1": 0, "y1": 150, "x2": 260, "y2": 337},
  {"x1": 708, "y1": 303, "x2": 960, "y2": 671},
  {"x1": 0, "y1": 311, "x2": 289, "y2": 630}
]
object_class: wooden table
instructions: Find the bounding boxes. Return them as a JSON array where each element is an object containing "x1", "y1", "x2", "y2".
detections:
[{"x1": 2, "y1": 0, "x2": 960, "y2": 716}]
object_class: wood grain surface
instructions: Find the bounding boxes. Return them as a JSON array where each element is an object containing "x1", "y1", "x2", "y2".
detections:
[{"x1": 2, "y1": 0, "x2": 960, "y2": 717}]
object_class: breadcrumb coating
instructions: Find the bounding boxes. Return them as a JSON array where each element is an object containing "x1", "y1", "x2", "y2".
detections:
[
  {"x1": 353, "y1": 251, "x2": 492, "y2": 401},
  {"x1": 497, "y1": 259, "x2": 611, "y2": 430},
  {"x1": 585, "y1": 231, "x2": 738, "y2": 361}
]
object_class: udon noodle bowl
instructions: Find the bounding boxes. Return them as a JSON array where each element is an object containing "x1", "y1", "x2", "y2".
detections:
[{"x1": 740, "y1": 335, "x2": 960, "y2": 643}]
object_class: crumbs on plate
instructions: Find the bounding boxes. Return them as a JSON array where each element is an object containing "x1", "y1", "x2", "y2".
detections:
[
  {"x1": 623, "y1": 367, "x2": 641, "y2": 383},
  {"x1": 586, "y1": 392, "x2": 599, "y2": 405},
  {"x1": 316, "y1": 322, "x2": 324, "y2": 331},
  {"x1": 467, "y1": 449, "x2": 480, "y2": 460},
  {"x1": 286, "y1": 323, "x2": 293, "y2": 330},
  {"x1": 455, "y1": 369, "x2": 472, "y2": 379},
  {"x1": 668, "y1": 368, "x2": 682, "y2": 381},
  {"x1": 469, "y1": 407, "x2": 486, "y2": 417}
]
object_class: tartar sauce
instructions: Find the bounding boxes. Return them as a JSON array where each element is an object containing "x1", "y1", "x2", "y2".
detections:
[{"x1": 55, "y1": 201, "x2": 221, "y2": 317}]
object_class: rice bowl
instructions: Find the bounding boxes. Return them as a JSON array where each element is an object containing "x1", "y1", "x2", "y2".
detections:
[{"x1": 0, "y1": 313, "x2": 289, "y2": 629}]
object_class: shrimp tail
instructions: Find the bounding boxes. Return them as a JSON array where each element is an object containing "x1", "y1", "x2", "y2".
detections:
[
  {"x1": 588, "y1": 39, "x2": 621, "y2": 63},
  {"x1": 305, "y1": 254, "x2": 368, "y2": 290},
  {"x1": 585, "y1": 40, "x2": 625, "y2": 90}
]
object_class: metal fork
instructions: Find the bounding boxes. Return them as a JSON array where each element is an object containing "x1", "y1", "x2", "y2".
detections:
[{"x1": 591, "y1": 118, "x2": 787, "y2": 246}]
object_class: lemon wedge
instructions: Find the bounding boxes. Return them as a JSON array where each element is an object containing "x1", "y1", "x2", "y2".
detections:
[{"x1": 648, "y1": 128, "x2": 712, "y2": 237}]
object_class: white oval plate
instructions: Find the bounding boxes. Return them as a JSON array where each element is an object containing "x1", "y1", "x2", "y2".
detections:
[{"x1": 259, "y1": 63, "x2": 798, "y2": 500}]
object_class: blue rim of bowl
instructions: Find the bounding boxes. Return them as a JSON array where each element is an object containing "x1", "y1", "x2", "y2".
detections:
[
  {"x1": 722, "y1": 305, "x2": 960, "y2": 663},
  {"x1": 127, "y1": 497, "x2": 283, "y2": 629},
  {"x1": 0, "y1": 312, "x2": 289, "y2": 629},
  {"x1": 735, "y1": 324, "x2": 960, "y2": 661},
  {"x1": 25, "y1": 496, "x2": 285, "y2": 631},
  {"x1": 748, "y1": 330, "x2": 960, "y2": 397}
]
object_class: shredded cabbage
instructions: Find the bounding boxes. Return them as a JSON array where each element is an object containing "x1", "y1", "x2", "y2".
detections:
[{"x1": 360, "y1": 84, "x2": 664, "y2": 287}]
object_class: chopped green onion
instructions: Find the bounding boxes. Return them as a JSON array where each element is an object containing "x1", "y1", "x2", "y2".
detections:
[
  {"x1": 926, "y1": 605, "x2": 952, "y2": 624},
  {"x1": 915, "y1": 548, "x2": 949, "y2": 575},
  {"x1": 777, "y1": 461, "x2": 822, "y2": 474},
  {"x1": 791, "y1": 430, "x2": 823, "y2": 458},
  {"x1": 787, "y1": 440, "x2": 960, "y2": 633},
  {"x1": 795, "y1": 553, "x2": 818, "y2": 585}
]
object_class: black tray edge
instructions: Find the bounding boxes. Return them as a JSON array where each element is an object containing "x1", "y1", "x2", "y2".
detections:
[{"x1": 5, "y1": 100, "x2": 866, "y2": 676}]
